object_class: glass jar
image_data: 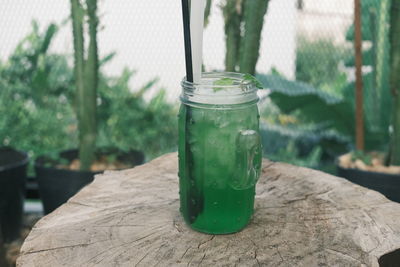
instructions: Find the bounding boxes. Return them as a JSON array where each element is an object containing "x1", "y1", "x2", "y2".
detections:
[{"x1": 178, "y1": 72, "x2": 262, "y2": 234}]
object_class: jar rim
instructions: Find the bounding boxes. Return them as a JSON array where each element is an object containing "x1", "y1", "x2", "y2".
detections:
[
  {"x1": 181, "y1": 72, "x2": 255, "y2": 90},
  {"x1": 180, "y1": 72, "x2": 259, "y2": 105}
]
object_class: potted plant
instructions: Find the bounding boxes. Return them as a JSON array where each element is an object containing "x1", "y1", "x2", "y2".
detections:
[
  {"x1": 35, "y1": 148, "x2": 144, "y2": 214},
  {"x1": 0, "y1": 147, "x2": 28, "y2": 242},
  {"x1": 35, "y1": 0, "x2": 144, "y2": 214},
  {"x1": 336, "y1": 0, "x2": 400, "y2": 203},
  {"x1": 250, "y1": 0, "x2": 400, "y2": 201}
]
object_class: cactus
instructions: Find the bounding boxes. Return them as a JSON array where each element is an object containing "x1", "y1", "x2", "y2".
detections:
[
  {"x1": 70, "y1": 0, "x2": 98, "y2": 170},
  {"x1": 389, "y1": 0, "x2": 400, "y2": 165},
  {"x1": 222, "y1": 0, "x2": 269, "y2": 74},
  {"x1": 204, "y1": 0, "x2": 212, "y2": 27},
  {"x1": 374, "y1": 0, "x2": 391, "y2": 133},
  {"x1": 223, "y1": 0, "x2": 242, "y2": 72},
  {"x1": 239, "y1": 0, "x2": 269, "y2": 74}
]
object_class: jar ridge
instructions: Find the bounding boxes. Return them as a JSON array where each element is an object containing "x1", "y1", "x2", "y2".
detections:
[{"x1": 180, "y1": 72, "x2": 259, "y2": 106}]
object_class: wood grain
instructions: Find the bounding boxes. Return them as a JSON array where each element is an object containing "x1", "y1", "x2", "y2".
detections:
[{"x1": 17, "y1": 153, "x2": 400, "y2": 266}]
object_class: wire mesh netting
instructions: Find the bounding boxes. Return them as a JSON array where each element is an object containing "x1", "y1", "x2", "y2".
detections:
[
  {"x1": 260, "y1": 0, "x2": 390, "y2": 170},
  {"x1": 0, "y1": 0, "x2": 391, "y2": 169},
  {"x1": 2, "y1": 1, "x2": 400, "y2": 265}
]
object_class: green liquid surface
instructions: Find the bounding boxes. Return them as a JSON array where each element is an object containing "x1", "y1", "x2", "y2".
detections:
[{"x1": 178, "y1": 102, "x2": 261, "y2": 234}]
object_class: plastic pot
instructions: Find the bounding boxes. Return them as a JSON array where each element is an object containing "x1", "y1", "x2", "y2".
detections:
[
  {"x1": 0, "y1": 147, "x2": 28, "y2": 242},
  {"x1": 337, "y1": 165, "x2": 400, "y2": 203},
  {"x1": 35, "y1": 148, "x2": 144, "y2": 214}
]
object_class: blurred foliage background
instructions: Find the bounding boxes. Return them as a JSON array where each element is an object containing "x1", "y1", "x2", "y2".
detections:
[
  {"x1": 0, "y1": 0, "x2": 391, "y2": 173},
  {"x1": 0, "y1": 22, "x2": 178, "y2": 162},
  {"x1": 256, "y1": 0, "x2": 390, "y2": 171}
]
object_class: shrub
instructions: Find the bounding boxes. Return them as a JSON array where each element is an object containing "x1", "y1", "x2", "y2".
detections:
[{"x1": 0, "y1": 22, "x2": 178, "y2": 161}]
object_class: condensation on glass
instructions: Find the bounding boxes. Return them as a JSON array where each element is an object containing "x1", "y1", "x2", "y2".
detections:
[{"x1": 178, "y1": 72, "x2": 262, "y2": 234}]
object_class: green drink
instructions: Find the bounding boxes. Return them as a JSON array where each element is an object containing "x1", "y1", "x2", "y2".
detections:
[{"x1": 178, "y1": 72, "x2": 262, "y2": 234}]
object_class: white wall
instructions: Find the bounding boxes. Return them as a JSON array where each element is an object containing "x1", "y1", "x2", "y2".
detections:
[{"x1": 0, "y1": 0, "x2": 297, "y2": 101}]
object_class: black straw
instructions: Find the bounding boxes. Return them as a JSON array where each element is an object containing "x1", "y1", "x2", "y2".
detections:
[
  {"x1": 181, "y1": 0, "x2": 193, "y2": 83},
  {"x1": 181, "y1": 0, "x2": 203, "y2": 224}
]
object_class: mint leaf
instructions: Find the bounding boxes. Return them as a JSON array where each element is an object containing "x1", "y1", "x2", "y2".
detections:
[
  {"x1": 243, "y1": 73, "x2": 263, "y2": 89},
  {"x1": 213, "y1": 77, "x2": 235, "y2": 92},
  {"x1": 213, "y1": 74, "x2": 263, "y2": 92}
]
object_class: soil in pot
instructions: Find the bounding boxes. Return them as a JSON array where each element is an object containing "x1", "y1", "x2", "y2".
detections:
[
  {"x1": 35, "y1": 148, "x2": 144, "y2": 214},
  {"x1": 337, "y1": 152, "x2": 400, "y2": 203},
  {"x1": 0, "y1": 147, "x2": 28, "y2": 243}
]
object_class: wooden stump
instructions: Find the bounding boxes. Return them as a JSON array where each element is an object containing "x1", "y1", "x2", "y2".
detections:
[{"x1": 17, "y1": 153, "x2": 400, "y2": 266}]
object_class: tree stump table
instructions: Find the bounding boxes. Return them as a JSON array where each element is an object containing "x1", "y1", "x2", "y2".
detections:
[{"x1": 17, "y1": 153, "x2": 400, "y2": 266}]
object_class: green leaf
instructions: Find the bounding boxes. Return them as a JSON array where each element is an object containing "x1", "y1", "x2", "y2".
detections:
[
  {"x1": 213, "y1": 77, "x2": 235, "y2": 92},
  {"x1": 40, "y1": 23, "x2": 58, "y2": 54},
  {"x1": 213, "y1": 74, "x2": 263, "y2": 91},
  {"x1": 259, "y1": 73, "x2": 390, "y2": 151},
  {"x1": 135, "y1": 78, "x2": 159, "y2": 97},
  {"x1": 100, "y1": 51, "x2": 116, "y2": 66},
  {"x1": 214, "y1": 77, "x2": 235, "y2": 86},
  {"x1": 243, "y1": 73, "x2": 263, "y2": 89},
  {"x1": 257, "y1": 74, "x2": 354, "y2": 137}
]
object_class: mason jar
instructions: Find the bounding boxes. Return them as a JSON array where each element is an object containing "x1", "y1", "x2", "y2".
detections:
[{"x1": 178, "y1": 72, "x2": 262, "y2": 234}]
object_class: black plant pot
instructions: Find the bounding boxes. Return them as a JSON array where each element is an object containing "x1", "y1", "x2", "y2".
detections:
[
  {"x1": 0, "y1": 147, "x2": 28, "y2": 242},
  {"x1": 35, "y1": 148, "x2": 145, "y2": 214},
  {"x1": 337, "y1": 165, "x2": 400, "y2": 203}
]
